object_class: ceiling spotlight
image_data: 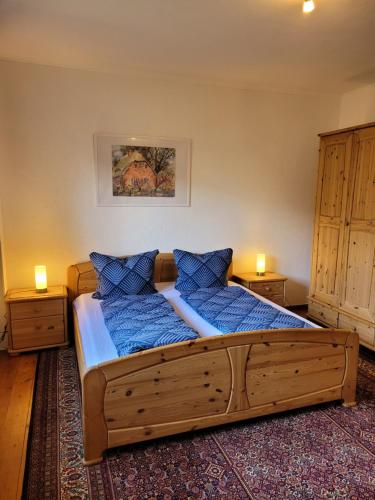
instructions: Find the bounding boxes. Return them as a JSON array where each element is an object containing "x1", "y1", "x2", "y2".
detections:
[{"x1": 303, "y1": 0, "x2": 315, "y2": 13}]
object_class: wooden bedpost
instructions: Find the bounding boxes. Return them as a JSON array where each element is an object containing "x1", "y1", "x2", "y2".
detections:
[
  {"x1": 82, "y1": 367, "x2": 108, "y2": 465},
  {"x1": 341, "y1": 330, "x2": 359, "y2": 407}
]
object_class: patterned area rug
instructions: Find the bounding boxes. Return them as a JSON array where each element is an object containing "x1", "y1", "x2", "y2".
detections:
[{"x1": 24, "y1": 348, "x2": 375, "y2": 499}]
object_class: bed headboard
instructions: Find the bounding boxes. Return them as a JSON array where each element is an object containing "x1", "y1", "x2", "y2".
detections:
[{"x1": 67, "y1": 252, "x2": 233, "y2": 301}]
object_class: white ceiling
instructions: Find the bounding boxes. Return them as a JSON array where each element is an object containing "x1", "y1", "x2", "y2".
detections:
[{"x1": 0, "y1": 0, "x2": 374, "y2": 94}]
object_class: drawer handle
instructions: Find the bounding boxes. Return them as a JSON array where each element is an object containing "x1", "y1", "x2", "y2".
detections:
[
  {"x1": 35, "y1": 326, "x2": 41, "y2": 331},
  {"x1": 33, "y1": 309, "x2": 42, "y2": 314},
  {"x1": 265, "y1": 286, "x2": 271, "y2": 291},
  {"x1": 47, "y1": 325, "x2": 55, "y2": 330}
]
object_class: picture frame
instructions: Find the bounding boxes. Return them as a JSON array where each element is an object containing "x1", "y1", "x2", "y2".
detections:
[{"x1": 94, "y1": 133, "x2": 191, "y2": 206}]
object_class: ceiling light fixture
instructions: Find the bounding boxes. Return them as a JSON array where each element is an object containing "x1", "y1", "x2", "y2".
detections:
[{"x1": 303, "y1": 0, "x2": 315, "y2": 13}]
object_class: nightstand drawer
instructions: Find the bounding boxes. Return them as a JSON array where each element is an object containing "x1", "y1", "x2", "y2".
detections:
[
  {"x1": 250, "y1": 281, "x2": 284, "y2": 297},
  {"x1": 10, "y1": 299, "x2": 64, "y2": 320},
  {"x1": 11, "y1": 315, "x2": 65, "y2": 349},
  {"x1": 267, "y1": 294, "x2": 285, "y2": 306}
]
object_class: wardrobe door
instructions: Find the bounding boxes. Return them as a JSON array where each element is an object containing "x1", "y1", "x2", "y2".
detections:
[
  {"x1": 340, "y1": 126, "x2": 375, "y2": 323},
  {"x1": 310, "y1": 132, "x2": 352, "y2": 308}
]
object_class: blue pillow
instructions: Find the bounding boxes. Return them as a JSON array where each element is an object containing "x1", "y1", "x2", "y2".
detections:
[
  {"x1": 173, "y1": 248, "x2": 233, "y2": 292},
  {"x1": 90, "y1": 250, "x2": 159, "y2": 299}
]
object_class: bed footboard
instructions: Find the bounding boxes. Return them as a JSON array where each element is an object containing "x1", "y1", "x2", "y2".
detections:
[{"x1": 79, "y1": 328, "x2": 358, "y2": 465}]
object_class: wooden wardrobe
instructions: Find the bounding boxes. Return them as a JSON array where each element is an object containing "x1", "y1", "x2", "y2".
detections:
[{"x1": 309, "y1": 122, "x2": 375, "y2": 351}]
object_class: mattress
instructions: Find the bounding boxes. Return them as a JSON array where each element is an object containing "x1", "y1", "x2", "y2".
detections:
[{"x1": 73, "y1": 281, "x2": 319, "y2": 368}]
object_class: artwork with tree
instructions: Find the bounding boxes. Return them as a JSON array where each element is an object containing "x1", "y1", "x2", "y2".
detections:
[{"x1": 112, "y1": 145, "x2": 176, "y2": 197}]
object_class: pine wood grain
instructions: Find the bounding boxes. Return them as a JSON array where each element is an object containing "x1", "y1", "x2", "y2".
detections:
[
  {"x1": 73, "y1": 300, "x2": 358, "y2": 464},
  {"x1": 10, "y1": 299, "x2": 64, "y2": 320},
  {"x1": 69, "y1": 254, "x2": 359, "y2": 465},
  {"x1": 5, "y1": 286, "x2": 69, "y2": 354},
  {"x1": 318, "y1": 121, "x2": 375, "y2": 137},
  {"x1": 107, "y1": 385, "x2": 344, "y2": 450},
  {"x1": 309, "y1": 123, "x2": 375, "y2": 351},
  {"x1": 5, "y1": 285, "x2": 67, "y2": 302},
  {"x1": 104, "y1": 350, "x2": 231, "y2": 429},
  {"x1": 0, "y1": 351, "x2": 37, "y2": 499},
  {"x1": 232, "y1": 272, "x2": 287, "y2": 306},
  {"x1": 309, "y1": 132, "x2": 352, "y2": 309}
]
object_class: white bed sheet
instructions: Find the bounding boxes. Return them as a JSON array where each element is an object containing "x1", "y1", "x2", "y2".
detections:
[{"x1": 73, "y1": 281, "x2": 319, "y2": 368}]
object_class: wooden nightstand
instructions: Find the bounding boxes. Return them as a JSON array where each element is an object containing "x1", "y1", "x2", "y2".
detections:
[
  {"x1": 232, "y1": 272, "x2": 287, "y2": 306},
  {"x1": 5, "y1": 285, "x2": 69, "y2": 354}
]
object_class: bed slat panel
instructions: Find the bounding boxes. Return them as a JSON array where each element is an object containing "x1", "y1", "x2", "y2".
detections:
[
  {"x1": 107, "y1": 385, "x2": 344, "y2": 450},
  {"x1": 104, "y1": 350, "x2": 231, "y2": 428},
  {"x1": 246, "y1": 342, "x2": 345, "y2": 406},
  {"x1": 101, "y1": 335, "x2": 350, "y2": 434}
]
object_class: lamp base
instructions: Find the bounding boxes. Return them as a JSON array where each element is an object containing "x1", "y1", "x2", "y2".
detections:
[
  {"x1": 256, "y1": 272, "x2": 265, "y2": 276},
  {"x1": 36, "y1": 288, "x2": 48, "y2": 293}
]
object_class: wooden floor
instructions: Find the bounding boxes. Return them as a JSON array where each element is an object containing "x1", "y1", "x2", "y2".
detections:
[
  {"x1": 0, "y1": 351, "x2": 38, "y2": 500},
  {"x1": 287, "y1": 304, "x2": 309, "y2": 319}
]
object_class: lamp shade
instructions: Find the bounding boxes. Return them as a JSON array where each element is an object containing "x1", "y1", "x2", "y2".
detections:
[
  {"x1": 256, "y1": 254, "x2": 266, "y2": 276},
  {"x1": 303, "y1": 0, "x2": 315, "y2": 13},
  {"x1": 35, "y1": 265, "x2": 47, "y2": 293}
]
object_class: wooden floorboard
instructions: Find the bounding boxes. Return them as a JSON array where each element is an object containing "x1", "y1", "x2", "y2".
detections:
[{"x1": 0, "y1": 351, "x2": 38, "y2": 500}]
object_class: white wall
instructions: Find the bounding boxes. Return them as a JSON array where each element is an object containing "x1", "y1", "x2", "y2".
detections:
[
  {"x1": 0, "y1": 223, "x2": 6, "y2": 349},
  {"x1": 0, "y1": 61, "x2": 341, "y2": 305},
  {"x1": 0, "y1": 86, "x2": 8, "y2": 347},
  {"x1": 339, "y1": 83, "x2": 375, "y2": 128},
  {"x1": 0, "y1": 200, "x2": 6, "y2": 348}
]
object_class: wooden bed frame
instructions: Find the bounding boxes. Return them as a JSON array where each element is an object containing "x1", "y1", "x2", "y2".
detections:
[{"x1": 67, "y1": 253, "x2": 359, "y2": 465}]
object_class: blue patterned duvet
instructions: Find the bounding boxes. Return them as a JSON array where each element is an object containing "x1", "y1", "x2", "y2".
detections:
[
  {"x1": 101, "y1": 294, "x2": 198, "y2": 356},
  {"x1": 180, "y1": 286, "x2": 310, "y2": 333}
]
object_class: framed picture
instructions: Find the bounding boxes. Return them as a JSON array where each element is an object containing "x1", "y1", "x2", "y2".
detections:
[{"x1": 94, "y1": 134, "x2": 191, "y2": 206}]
